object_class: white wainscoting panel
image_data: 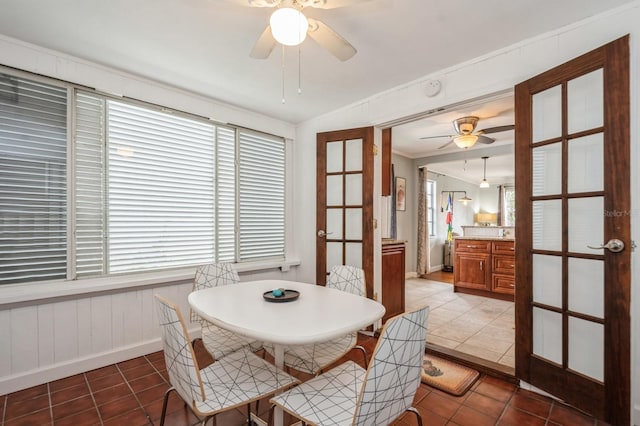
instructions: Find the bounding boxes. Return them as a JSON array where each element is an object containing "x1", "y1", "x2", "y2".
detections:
[
  {"x1": 10, "y1": 306, "x2": 39, "y2": 374},
  {"x1": 77, "y1": 298, "x2": 92, "y2": 357},
  {"x1": 0, "y1": 309, "x2": 11, "y2": 377},
  {"x1": 90, "y1": 294, "x2": 112, "y2": 354},
  {"x1": 37, "y1": 304, "x2": 55, "y2": 367},
  {"x1": 0, "y1": 280, "x2": 194, "y2": 395},
  {"x1": 53, "y1": 300, "x2": 78, "y2": 364}
]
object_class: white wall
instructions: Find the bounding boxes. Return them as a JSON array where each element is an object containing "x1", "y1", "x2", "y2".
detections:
[
  {"x1": 391, "y1": 153, "x2": 416, "y2": 275},
  {"x1": 294, "y1": 3, "x2": 639, "y2": 421},
  {"x1": 428, "y1": 173, "x2": 478, "y2": 269}
]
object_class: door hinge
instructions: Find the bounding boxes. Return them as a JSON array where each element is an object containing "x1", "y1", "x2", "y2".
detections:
[
  {"x1": 632, "y1": 240, "x2": 637, "y2": 252},
  {"x1": 373, "y1": 218, "x2": 378, "y2": 229},
  {"x1": 372, "y1": 144, "x2": 378, "y2": 156}
]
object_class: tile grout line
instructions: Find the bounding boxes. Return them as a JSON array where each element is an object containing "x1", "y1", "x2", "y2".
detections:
[
  {"x1": 47, "y1": 383, "x2": 53, "y2": 425},
  {"x1": 84, "y1": 372, "x2": 105, "y2": 426},
  {"x1": 115, "y1": 359, "x2": 162, "y2": 425},
  {"x1": 494, "y1": 386, "x2": 517, "y2": 425}
]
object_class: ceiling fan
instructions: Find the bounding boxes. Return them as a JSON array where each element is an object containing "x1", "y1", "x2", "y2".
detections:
[
  {"x1": 229, "y1": 0, "x2": 364, "y2": 61},
  {"x1": 420, "y1": 116, "x2": 515, "y2": 149}
]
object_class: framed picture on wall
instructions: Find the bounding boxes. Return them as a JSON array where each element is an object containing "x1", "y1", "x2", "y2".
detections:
[{"x1": 395, "y1": 177, "x2": 406, "y2": 211}]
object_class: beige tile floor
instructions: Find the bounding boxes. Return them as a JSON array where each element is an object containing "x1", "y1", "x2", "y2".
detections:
[{"x1": 406, "y1": 278, "x2": 515, "y2": 368}]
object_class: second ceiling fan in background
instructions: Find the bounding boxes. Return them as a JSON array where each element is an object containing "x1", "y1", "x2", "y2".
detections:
[{"x1": 421, "y1": 116, "x2": 515, "y2": 149}]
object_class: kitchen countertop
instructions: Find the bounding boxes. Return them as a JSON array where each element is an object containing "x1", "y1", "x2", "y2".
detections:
[
  {"x1": 454, "y1": 236, "x2": 515, "y2": 241},
  {"x1": 382, "y1": 239, "x2": 406, "y2": 245}
]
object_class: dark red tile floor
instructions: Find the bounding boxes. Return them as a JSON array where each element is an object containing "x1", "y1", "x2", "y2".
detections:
[{"x1": 1, "y1": 335, "x2": 608, "y2": 426}]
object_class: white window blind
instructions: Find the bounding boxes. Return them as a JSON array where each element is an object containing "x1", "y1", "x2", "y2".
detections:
[
  {"x1": 238, "y1": 130, "x2": 285, "y2": 261},
  {"x1": 1, "y1": 71, "x2": 287, "y2": 284},
  {"x1": 75, "y1": 92, "x2": 106, "y2": 277},
  {"x1": 107, "y1": 100, "x2": 216, "y2": 273},
  {"x1": 0, "y1": 73, "x2": 68, "y2": 284},
  {"x1": 216, "y1": 126, "x2": 236, "y2": 262}
]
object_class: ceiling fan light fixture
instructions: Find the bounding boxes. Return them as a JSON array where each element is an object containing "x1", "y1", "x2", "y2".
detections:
[
  {"x1": 270, "y1": 7, "x2": 309, "y2": 46},
  {"x1": 453, "y1": 134, "x2": 478, "y2": 149}
]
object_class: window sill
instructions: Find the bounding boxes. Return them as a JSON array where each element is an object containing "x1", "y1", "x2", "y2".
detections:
[{"x1": 0, "y1": 258, "x2": 301, "y2": 308}]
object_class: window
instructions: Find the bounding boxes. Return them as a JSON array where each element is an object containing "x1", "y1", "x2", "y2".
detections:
[
  {"x1": 0, "y1": 74, "x2": 68, "y2": 284},
  {"x1": 0, "y1": 71, "x2": 286, "y2": 285},
  {"x1": 426, "y1": 179, "x2": 436, "y2": 236},
  {"x1": 502, "y1": 185, "x2": 515, "y2": 226}
]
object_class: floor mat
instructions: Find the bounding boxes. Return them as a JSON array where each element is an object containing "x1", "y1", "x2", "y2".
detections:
[{"x1": 421, "y1": 354, "x2": 480, "y2": 396}]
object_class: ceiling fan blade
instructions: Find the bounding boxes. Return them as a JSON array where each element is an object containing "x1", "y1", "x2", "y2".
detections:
[
  {"x1": 307, "y1": 18, "x2": 356, "y2": 61},
  {"x1": 476, "y1": 135, "x2": 496, "y2": 144},
  {"x1": 420, "y1": 134, "x2": 453, "y2": 140},
  {"x1": 250, "y1": 26, "x2": 277, "y2": 59},
  {"x1": 478, "y1": 124, "x2": 515, "y2": 134},
  {"x1": 226, "y1": 0, "x2": 280, "y2": 7},
  {"x1": 437, "y1": 140, "x2": 454, "y2": 149},
  {"x1": 300, "y1": 0, "x2": 371, "y2": 9}
]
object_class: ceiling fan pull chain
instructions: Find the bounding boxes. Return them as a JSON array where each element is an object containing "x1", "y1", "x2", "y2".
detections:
[
  {"x1": 298, "y1": 46, "x2": 302, "y2": 95},
  {"x1": 281, "y1": 44, "x2": 286, "y2": 104}
]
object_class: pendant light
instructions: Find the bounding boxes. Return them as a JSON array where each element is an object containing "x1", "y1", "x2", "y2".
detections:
[
  {"x1": 458, "y1": 192, "x2": 472, "y2": 205},
  {"x1": 479, "y1": 156, "x2": 490, "y2": 188}
]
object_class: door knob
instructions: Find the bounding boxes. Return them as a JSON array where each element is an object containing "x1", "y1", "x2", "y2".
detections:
[
  {"x1": 317, "y1": 230, "x2": 333, "y2": 238},
  {"x1": 587, "y1": 239, "x2": 625, "y2": 253}
]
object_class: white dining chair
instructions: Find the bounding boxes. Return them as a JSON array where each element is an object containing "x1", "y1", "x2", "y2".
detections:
[
  {"x1": 269, "y1": 305, "x2": 429, "y2": 426},
  {"x1": 190, "y1": 262, "x2": 263, "y2": 361},
  {"x1": 271, "y1": 265, "x2": 369, "y2": 375},
  {"x1": 155, "y1": 294, "x2": 299, "y2": 426}
]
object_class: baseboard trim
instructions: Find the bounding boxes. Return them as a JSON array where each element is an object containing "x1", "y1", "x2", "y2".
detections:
[
  {"x1": 405, "y1": 271, "x2": 418, "y2": 279},
  {"x1": 0, "y1": 326, "x2": 201, "y2": 395},
  {"x1": 429, "y1": 265, "x2": 443, "y2": 273}
]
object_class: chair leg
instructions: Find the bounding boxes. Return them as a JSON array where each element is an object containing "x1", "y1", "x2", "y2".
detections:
[
  {"x1": 406, "y1": 407, "x2": 423, "y2": 426},
  {"x1": 354, "y1": 344, "x2": 368, "y2": 368},
  {"x1": 159, "y1": 386, "x2": 176, "y2": 426},
  {"x1": 267, "y1": 404, "x2": 273, "y2": 426}
]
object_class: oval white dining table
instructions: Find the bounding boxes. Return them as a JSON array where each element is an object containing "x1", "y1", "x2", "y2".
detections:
[{"x1": 188, "y1": 279, "x2": 386, "y2": 426}]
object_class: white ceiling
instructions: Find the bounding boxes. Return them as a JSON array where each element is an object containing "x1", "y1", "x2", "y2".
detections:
[{"x1": 0, "y1": 0, "x2": 633, "y2": 124}]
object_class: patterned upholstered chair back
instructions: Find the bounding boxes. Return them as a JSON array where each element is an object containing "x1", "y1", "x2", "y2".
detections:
[
  {"x1": 353, "y1": 306, "x2": 429, "y2": 426},
  {"x1": 191, "y1": 263, "x2": 240, "y2": 323},
  {"x1": 194, "y1": 262, "x2": 240, "y2": 290},
  {"x1": 155, "y1": 294, "x2": 205, "y2": 406},
  {"x1": 326, "y1": 265, "x2": 365, "y2": 297}
]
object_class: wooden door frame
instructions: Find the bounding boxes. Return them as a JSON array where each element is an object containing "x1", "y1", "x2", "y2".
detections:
[
  {"x1": 316, "y1": 127, "x2": 374, "y2": 299},
  {"x1": 514, "y1": 35, "x2": 630, "y2": 424}
]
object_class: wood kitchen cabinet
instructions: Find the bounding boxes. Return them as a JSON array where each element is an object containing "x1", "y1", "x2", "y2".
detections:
[
  {"x1": 453, "y1": 238, "x2": 515, "y2": 301},
  {"x1": 453, "y1": 240, "x2": 491, "y2": 291},
  {"x1": 382, "y1": 241, "x2": 405, "y2": 323}
]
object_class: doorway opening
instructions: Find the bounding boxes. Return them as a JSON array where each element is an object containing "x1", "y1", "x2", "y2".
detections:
[{"x1": 389, "y1": 91, "x2": 516, "y2": 375}]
